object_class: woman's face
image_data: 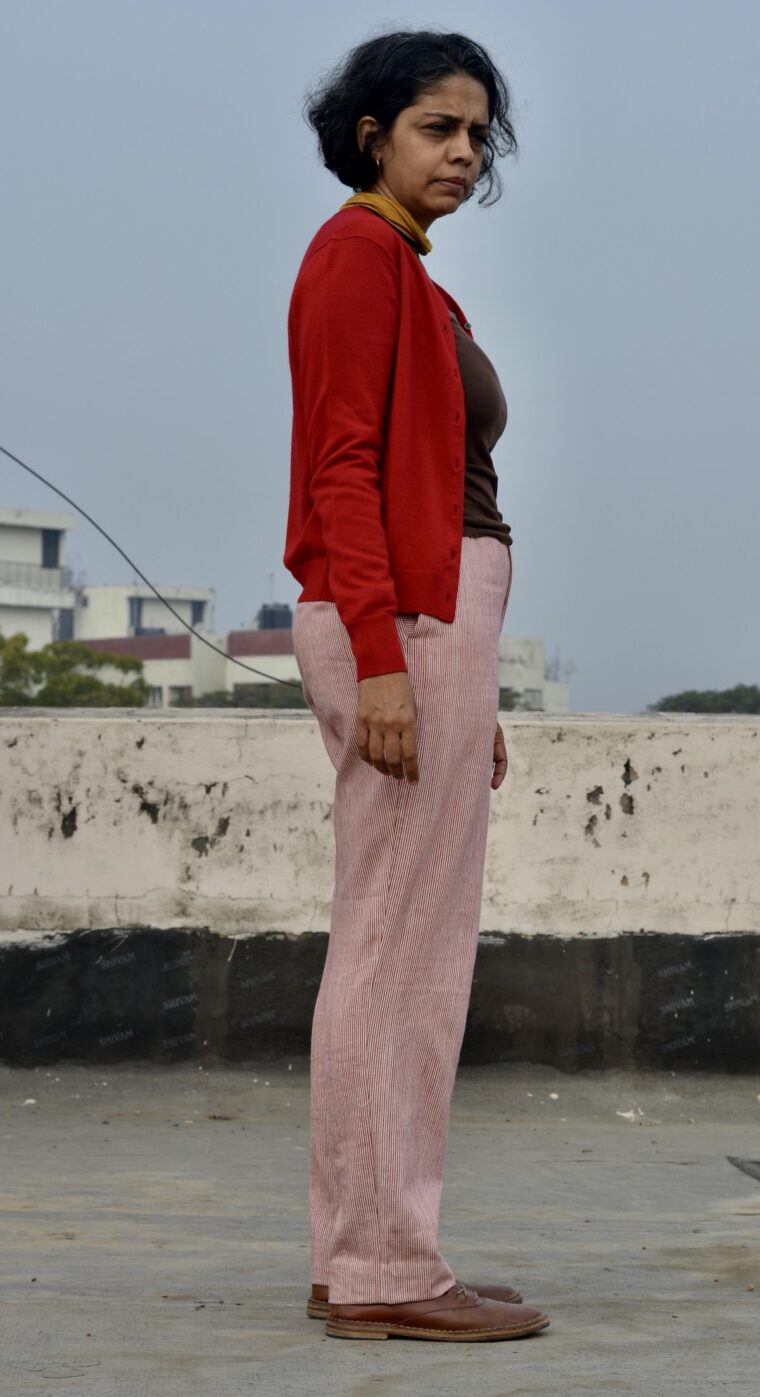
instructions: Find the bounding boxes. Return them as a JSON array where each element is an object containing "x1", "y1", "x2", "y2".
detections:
[{"x1": 355, "y1": 72, "x2": 490, "y2": 232}]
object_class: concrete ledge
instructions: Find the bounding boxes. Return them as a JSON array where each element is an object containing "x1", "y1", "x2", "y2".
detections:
[{"x1": 2, "y1": 709, "x2": 759, "y2": 1068}]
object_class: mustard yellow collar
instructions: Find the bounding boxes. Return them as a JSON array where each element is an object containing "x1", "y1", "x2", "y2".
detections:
[{"x1": 339, "y1": 191, "x2": 432, "y2": 256}]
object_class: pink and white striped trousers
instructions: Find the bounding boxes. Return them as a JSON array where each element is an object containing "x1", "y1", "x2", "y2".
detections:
[{"x1": 292, "y1": 535, "x2": 512, "y2": 1304}]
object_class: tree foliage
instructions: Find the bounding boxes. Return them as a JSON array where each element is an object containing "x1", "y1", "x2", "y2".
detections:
[
  {"x1": 646, "y1": 683, "x2": 760, "y2": 714},
  {"x1": 0, "y1": 632, "x2": 149, "y2": 707}
]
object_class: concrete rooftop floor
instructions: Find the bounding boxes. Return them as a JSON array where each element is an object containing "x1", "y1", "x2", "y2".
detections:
[{"x1": 1, "y1": 1059, "x2": 758, "y2": 1396}]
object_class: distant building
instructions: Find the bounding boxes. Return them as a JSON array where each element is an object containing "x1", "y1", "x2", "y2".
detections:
[
  {"x1": 500, "y1": 637, "x2": 569, "y2": 714},
  {"x1": 0, "y1": 507, "x2": 77, "y2": 648},
  {"x1": 75, "y1": 582, "x2": 215, "y2": 641},
  {"x1": 255, "y1": 601, "x2": 294, "y2": 631},
  {"x1": 75, "y1": 585, "x2": 224, "y2": 707}
]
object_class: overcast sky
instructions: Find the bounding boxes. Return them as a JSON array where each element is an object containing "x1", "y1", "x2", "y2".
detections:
[{"x1": 1, "y1": 0, "x2": 758, "y2": 714}]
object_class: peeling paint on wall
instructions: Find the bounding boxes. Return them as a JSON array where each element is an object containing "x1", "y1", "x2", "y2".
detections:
[{"x1": 1, "y1": 712, "x2": 758, "y2": 937}]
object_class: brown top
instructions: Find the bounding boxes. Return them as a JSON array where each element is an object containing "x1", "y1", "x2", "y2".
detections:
[{"x1": 449, "y1": 311, "x2": 512, "y2": 547}]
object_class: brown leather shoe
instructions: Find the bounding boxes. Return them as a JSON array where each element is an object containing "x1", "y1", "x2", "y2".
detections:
[
  {"x1": 307, "y1": 1275, "x2": 523, "y2": 1319},
  {"x1": 324, "y1": 1281, "x2": 550, "y2": 1341}
]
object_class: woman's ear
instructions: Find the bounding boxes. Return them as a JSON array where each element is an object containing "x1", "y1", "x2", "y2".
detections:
[{"x1": 356, "y1": 116, "x2": 382, "y2": 161}]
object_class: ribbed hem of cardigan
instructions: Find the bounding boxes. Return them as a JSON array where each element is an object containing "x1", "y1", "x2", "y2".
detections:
[
  {"x1": 293, "y1": 559, "x2": 471, "y2": 681},
  {"x1": 349, "y1": 611, "x2": 408, "y2": 683}
]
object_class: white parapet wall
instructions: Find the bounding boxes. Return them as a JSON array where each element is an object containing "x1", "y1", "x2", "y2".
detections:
[{"x1": 1, "y1": 709, "x2": 758, "y2": 941}]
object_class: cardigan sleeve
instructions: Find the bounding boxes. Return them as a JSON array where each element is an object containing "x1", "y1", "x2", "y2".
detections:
[{"x1": 288, "y1": 234, "x2": 408, "y2": 682}]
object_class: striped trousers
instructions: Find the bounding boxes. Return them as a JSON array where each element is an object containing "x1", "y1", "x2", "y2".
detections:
[{"x1": 292, "y1": 535, "x2": 512, "y2": 1304}]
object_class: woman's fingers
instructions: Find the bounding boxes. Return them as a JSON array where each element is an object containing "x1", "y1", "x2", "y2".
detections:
[
  {"x1": 362, "y1": 723, "x2": 418, "y2": 780},
  {"x1": 366, "y1": 723, "x2": 389, "y2": 769},
  {"x1": 356, "y1": 672, "x2": 419, "y2": 782},
  {"x1": 491, "y1": 722, "x2": 508, "y2": 790},
  {"x1": 400, "y1": 726, "x2": 419, "y2": 783}
]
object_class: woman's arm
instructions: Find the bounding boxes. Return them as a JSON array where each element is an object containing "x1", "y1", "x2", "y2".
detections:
[{"x1": 288, "y1": 233, "x2": 407, "y2": 681}]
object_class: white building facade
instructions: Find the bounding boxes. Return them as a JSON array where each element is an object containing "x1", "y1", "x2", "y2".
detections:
[
  {"x1": 0, "y1": 507, "x2": 78, "y2": 649},
  {"x1": 75, "y1": 584, "x2": 215, "y2": 642}
]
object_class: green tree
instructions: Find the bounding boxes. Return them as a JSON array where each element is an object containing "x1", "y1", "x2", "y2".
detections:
[
  {"x1": 0, "y1": 632, "x2": 149, "y2": 707},
  {"x1": 187, "y1": 683, "x2": 308, "y2": 709},
  {"x1": 646, "y1": 683, "x2": 760, "y2": 714}
]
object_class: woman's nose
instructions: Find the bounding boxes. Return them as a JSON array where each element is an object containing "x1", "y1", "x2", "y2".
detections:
[{"x1": 448, "y1": 134, "x2": 476, "y2": 163}]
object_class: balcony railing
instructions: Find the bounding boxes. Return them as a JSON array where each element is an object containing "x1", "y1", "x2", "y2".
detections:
[{"x1": 0, "y1": 560, "x2": 74, "y2": 592}]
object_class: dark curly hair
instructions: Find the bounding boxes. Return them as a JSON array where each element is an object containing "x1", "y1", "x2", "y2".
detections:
[{"x1": 302, "y1": 27, "x2": 519, "y2": 207}]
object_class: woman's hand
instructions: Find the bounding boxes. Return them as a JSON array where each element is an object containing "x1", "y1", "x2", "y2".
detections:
[
  {"x1": 356, "y1": 672, "x2": 419, "y2": 782},
  {"x1": 491, "y1": 722, "x2": 508, "y2": 790}
]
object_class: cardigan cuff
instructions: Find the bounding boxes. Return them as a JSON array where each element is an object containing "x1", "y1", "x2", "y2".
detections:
[{"x1": 349, "y1": 612, "x2": 408, "y2": 683}]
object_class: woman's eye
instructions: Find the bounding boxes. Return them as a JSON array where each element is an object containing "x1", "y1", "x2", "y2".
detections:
[{"x1": 427, "y1": 124, "x2": 486, "y2": 145}]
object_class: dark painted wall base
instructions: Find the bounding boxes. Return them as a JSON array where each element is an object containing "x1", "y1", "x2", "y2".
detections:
[{"x1": 1, "y1": 927, "x2": 758, "y2": 1071}]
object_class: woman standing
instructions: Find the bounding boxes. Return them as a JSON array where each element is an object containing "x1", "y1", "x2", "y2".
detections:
[{"x1": 284, "y1": 29, "x2": 550, "y2": 1343}]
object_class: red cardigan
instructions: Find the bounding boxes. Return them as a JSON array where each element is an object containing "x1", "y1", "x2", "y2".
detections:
[{"x1": 283, "y1": 205, "x2": 473, "y2": 682}]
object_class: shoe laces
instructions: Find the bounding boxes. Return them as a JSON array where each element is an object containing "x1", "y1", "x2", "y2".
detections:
[{"x1": 454, "y1": 1281, "x2": 479, "y2": 1303}]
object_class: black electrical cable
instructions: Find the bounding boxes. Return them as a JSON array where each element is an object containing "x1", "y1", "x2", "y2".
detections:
[{"x1": 0, "y1": 442, "x2": 303, "y2": 689}]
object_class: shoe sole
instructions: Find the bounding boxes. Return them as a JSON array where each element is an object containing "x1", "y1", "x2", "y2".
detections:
[
  {"x1": 323, "y1": 1311, "x2": 550, "y2": 1341},
  {"x1": 307, "y1": 1291, "x2": 523, "y2": 1319}
]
